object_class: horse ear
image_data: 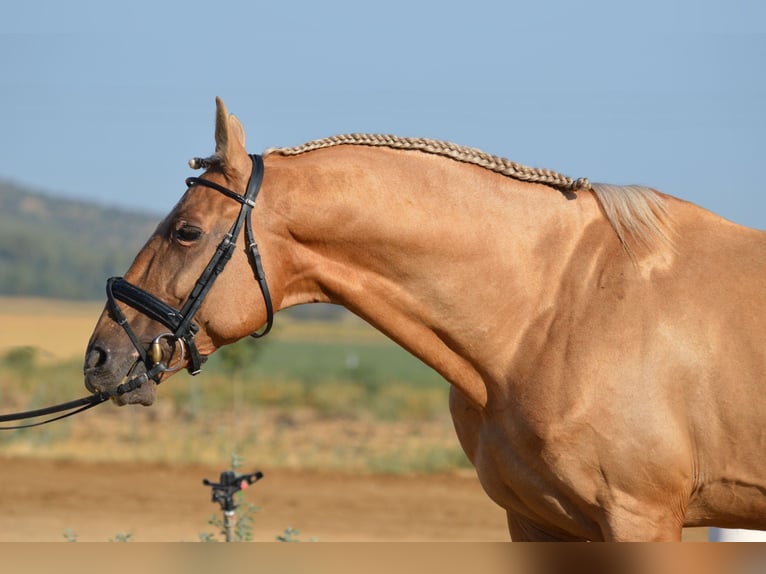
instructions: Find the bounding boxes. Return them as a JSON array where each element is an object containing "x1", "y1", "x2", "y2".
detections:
[{"x1": 214, "y1": 96, "x2": 249, "y2": 177}]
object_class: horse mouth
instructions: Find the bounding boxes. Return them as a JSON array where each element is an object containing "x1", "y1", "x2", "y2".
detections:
[
  {"x1": 112, "y1": 374, "x2": 158, "y2": 406},
  {"x1": 83, "y1": 353, "x2": 158, "y2": 407}
]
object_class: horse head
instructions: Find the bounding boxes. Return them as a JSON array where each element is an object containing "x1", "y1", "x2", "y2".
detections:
[{"x1": 84, "y1": 98, "x2": 278, "y2": 405}]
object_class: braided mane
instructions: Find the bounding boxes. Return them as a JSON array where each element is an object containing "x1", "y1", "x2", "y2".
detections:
[
  {"x1": 266, "y1": 133, "x2": 592, "y2": 193},
  {"x1": 265, "y1": 134, "x2": 672, "y2": 254}
]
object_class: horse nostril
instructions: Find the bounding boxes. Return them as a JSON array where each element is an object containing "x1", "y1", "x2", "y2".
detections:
[{"x1": 84, "y1": 346, "x2": 109, "y2": 370}]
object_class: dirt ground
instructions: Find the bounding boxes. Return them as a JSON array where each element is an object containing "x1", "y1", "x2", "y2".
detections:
[
  {"x1": 0, "y1": 457, "x2": 709, "y2": 542},
  {"x1": 0, "y1": 457, "x2": 511, "y2": 542}
]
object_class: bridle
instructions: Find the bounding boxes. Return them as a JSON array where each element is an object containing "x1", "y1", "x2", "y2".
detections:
[
  {"x1": 0, "y1": 154, "x2": 273, "y2": 429},
  {"x1": 107, "y1": 153, "x2": 274, "y2": 385}
]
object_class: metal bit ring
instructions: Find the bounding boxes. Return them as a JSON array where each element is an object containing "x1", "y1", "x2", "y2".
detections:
[{"x1": 148, "y1": 333, "x2": 186, "y2": 373}]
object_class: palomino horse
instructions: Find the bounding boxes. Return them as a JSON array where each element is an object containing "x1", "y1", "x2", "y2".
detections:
[{"x1": 84, "y1": 97, "x2": 766, "y2": 541}]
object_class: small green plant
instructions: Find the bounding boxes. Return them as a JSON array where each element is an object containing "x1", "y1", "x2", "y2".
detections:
[
  {"x1": 276, "y1": 527, "x2": 317, "y2": 542},
  {"x1": 63, "y1": 528, "x2": 78, "y2": 542},
  {"x1": 201, "y1": 501, "x2": 260, "y2": 542},
  {"x1": 2, "y1": 346, "x2": 38, "y2": 371},
  {"x1": 63, "y1": 528, "x2": 133, "y2": 542},
  {"x1": 110, "y1": 532, "x2": 134, "y2": 542},
  {"x1": 276, "y1": 527, "x2": 301, "y2": 542}
]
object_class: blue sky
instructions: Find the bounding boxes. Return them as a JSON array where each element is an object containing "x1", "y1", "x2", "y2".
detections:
[{"x1": 1, "y1": 0, "x2": 764, "y2": 229}]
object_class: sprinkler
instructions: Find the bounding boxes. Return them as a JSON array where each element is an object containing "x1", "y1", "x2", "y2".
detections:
[{"x1": 203, "y1": 469, "x2": 264, "y2": 542}]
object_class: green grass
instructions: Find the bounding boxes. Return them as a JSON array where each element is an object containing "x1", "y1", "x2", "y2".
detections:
[
  {"x1": 170, "y1": 336, "x2": 450, "y2": 421},
  {"x1": 230, "y1": 339, "x2": 442, "y2": 388},
  {"x1": 167, "y1": 320, "x2": 451, "y2": 420},
  {"x1": 206, "y1": 315, "x2": 445, "y2": 389}
]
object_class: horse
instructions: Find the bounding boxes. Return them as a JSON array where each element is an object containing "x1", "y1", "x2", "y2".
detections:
[{"x1": 83, "y1": 97, "x2": 766, "y2": 541}]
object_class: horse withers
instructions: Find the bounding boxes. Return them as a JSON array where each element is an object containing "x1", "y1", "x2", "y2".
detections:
[{"x1": 84, "y1": 97, "x2": 766, "y2": 541}]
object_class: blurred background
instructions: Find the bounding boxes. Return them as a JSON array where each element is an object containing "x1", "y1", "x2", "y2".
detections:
[{"x1": 0, "y1": 0, "x2": 762, "y2": 542}]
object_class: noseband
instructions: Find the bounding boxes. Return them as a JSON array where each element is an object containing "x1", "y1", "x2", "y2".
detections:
[{"x1": 106, "y1": 154, "x2": 274, "y2": 390}]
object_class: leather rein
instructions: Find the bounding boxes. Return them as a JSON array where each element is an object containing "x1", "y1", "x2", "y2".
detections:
[{"x1": 0, "y1": 154, "x2": 273, "y2": 429}]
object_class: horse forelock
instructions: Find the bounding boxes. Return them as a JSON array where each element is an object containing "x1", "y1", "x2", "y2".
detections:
[{"x1": 265, "y1": 133, "x2": 673, "y2": 255}]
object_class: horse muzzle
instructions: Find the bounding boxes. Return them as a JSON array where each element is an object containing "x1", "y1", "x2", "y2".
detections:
[{"x1": 83, "y1": 333, "x2": 184, "y2": 406}]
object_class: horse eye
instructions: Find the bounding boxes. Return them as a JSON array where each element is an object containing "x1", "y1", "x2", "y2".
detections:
[{"x1": 175, "y1": 225, "x2": 203, "y2": 243}]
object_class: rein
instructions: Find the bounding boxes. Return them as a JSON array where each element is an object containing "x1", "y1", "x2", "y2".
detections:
[
  {"x1": 0, "y1": 154, "x2": 274, "y2": 430},
  {"x1": 0, "y1": 363, "x2": 164, "y2": 430},
  {"x1": 0, "y1": 394, "x2": 107, "y2": 430}
]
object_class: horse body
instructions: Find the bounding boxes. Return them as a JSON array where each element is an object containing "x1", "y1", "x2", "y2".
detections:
[
  {"x1": 268, "y1": 146, "x2": 766, "y2": 539},
  {"x1": 454, "y1": 206, "x2": 766, "y2": 539},
  {"x1": 84, "y1": 99, "x2": 766, "y2": 540}
]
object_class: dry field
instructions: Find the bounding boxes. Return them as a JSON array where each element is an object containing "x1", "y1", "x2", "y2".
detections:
[{"x1": 0, "y1": 296, "x2": 103, "y2": 361}]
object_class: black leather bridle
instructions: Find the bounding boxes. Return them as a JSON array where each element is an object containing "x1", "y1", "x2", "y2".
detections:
[
  {"x1": 107, "y1": 153, "x2": 274, "y2": 389},
  {"x1": 0, "y1": 154, "x2": 273, "y2": 429}
]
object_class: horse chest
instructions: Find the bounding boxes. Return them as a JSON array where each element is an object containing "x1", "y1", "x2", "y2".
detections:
[{"x1": 451, "y1": 401, "x2": 601, "y2": 538}]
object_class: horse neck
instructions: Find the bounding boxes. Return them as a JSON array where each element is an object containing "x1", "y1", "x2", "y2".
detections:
[{"x1": 264, "y1": 147, "x2": 606, "y2": 407}]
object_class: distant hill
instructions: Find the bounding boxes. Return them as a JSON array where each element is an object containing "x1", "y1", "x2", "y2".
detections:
[
  {"x1": 0, "y1": 179, "x2": 347, "y2": 319},
  {"x1": 0, "y1": 179, "x2": 160, "y2": 300}
]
